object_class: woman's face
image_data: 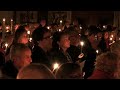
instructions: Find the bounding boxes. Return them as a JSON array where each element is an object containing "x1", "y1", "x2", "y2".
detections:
[
  {"x1": 18, "y1": 32, "x2": 28, "y2": 44},
  {"x1": 58, "y1": 35, "x2": 70, "y2": 49}
]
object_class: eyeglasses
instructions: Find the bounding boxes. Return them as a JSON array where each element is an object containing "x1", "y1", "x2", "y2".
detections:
[{"x1": 43, "y1": 36, "x2": 53, "y2": 39}]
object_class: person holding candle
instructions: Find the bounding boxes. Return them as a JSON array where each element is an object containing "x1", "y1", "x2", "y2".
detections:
[
  {"x1": 81, "y1": 26, "x2": 97, "y2": 79},
  {"x1": 5, "y1": 26, "x2": 30, "y2": 62},
  {"x1": 49, "y1": 31, "x2": 72, "y2": 70}
]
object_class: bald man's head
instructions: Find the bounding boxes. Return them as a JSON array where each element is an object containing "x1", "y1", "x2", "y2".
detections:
[{"x1": 17, "y1": 63, "x2": 55, "y2": 79}]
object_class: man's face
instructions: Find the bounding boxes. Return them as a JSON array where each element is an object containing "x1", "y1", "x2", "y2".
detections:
[
  {"x1": 15, "y1": 49, "x2": 32, "y2": 69},
  {"x1": 18, "y1": 32, "x2": 28, "y2": 44}
]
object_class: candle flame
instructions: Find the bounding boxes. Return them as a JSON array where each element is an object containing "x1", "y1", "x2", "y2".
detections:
[
  {"x1": 53, "y1": 63, "x2": 59, "y2": 70},
  {"x1": 60, "y1": 20, "x2": 62, "y2": 23},
  {"x1": 80, "y1": 41, "x2": 84, "y2": 46},
  {"x1": 27, "y1": 31, "x2": 30, "y2": 35},
  {"x1": 96, "y1": 50, "x2": 99, "y2": 54},
  {"x1": 3, "y1": 18, "x2": 5, "y2": 21},
  {"x1": 5, "y1": 43, "x2": 8, "y2": 47},
  {"x1": 11, "y1": 19, "x2": 13, "y2": 21}
]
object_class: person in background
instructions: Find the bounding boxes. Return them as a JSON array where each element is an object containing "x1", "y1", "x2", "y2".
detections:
[
  {"x1": 55, "y1": 62, "x2": 82, "y2": 79},
  {"x1": 32, "y1": 27, "x2": 53, "y2": 68},
  {"x1": 88, "y1": 52, "x2": 118, "y2": 79},
  {"x1": 17, "y1": 63, "x2": 55, "y2": 79},
  {"x1": 1, "y1": 43, "x2": 32, "y2": 79}
]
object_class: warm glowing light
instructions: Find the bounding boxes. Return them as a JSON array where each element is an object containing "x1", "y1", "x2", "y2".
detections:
[
  {"x1": 47, "y1": 26, "x2": 50, "y2": 29},
  {"x1": 96, "y1": 50, "x2": 99, "y2": 54},
  {"x1": 5, "y1": 43, "x2": 8, "y2": 48},
  {"x1": 29, "y1": 38, "x2": 32, "y2": 42},
  {"x1": 27, "y1": 31, "x2": 30, "y2": 35},
  {"x1": 60, "y1": 20, "x2": 62, "y2": 24},
  {"x1": 59, "y1": 29, "x2": 62, "y2": 32},
  {"x1": 80, "y1": 26, "x2": 82, "y2": 29},
  {"x1": 3, "y1": 18, "x2": 5, "y2": 22},
  {"x1": 80, "y1": 41, "x2": 84, "y2": 46},
  {"x1": 110, "y1": 38, "x2": 112, "y2": 41},
  {"x1": 6, "y1": 26, "x2": 9, "y2": 30},
  {"x1": 103, "y1": 25, "x2": 106, "y2": 29},
  {"x1": 111, "y1": 35, "x2": 113, "y2": 38},
  {"x1": 52, "y1": 63, "x2": 59, "y2": 72},
  {"x1": 11, "y1": 19, "x2": 13, "y2": 22}
]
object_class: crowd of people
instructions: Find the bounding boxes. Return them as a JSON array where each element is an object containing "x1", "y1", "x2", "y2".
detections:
[{"x1": 0, "y1": 17, "x2": 119, "y2": 79}]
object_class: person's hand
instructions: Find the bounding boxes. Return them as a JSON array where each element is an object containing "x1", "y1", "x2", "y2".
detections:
[{"x1": 78, "y1": 53, "x2": 84, "y2": 58}]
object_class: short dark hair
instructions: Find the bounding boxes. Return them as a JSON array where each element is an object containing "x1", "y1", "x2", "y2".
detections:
[{"x1": 32, "y1": 27, "x2": 50, "y2": 45}]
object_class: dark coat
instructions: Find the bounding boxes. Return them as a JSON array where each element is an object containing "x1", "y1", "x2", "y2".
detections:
[{"x1": 31, "y1": 45, "x2": 51, "y2": 68}]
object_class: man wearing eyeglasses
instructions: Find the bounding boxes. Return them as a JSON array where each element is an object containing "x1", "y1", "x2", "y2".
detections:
[{"x1": 31, "y1": 27, "x2": 53, "y2": 69}]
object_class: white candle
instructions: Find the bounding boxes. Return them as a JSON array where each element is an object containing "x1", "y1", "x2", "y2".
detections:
[
  {"x1": 5, "y1": 43, "x2": 8, "y2": 51},
  {"x1": 29, "y1": 38, "x2": 32, "y2": 42},
  {"x1": 80, "y1": 41, "x2": 84, "y2": 53}
]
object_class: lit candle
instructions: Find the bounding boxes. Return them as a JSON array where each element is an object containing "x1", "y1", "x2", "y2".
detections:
[
  {"x1": 11, "y1": 19, "x2": 13, "y2": 34},
  {"x1": 60, "y1": 20, "x2": 62, "y2": 24},
  {"x1": 29, "y1": 37, "x2": 32, "y2": 42},
  {"x1": 110, "y1": 37, "x2": 113, "y2": 41},
  {"x1": 103, "y1": 25, "x2": 106, "y2": 29},
  {"x1": 80, "y1": 26, "x2": 82, "y2": 29},
  {"x1": 80, "y1": 41, "x2": 84, "y2": 53},
  {"x1": 111, "y1": 35, "x2": 113, "y2": 38},
  {"x1": 47, "y1": 26, "x2": 50, "y2": 29},
  {"x1": 27, "y1": 30, "x2": 30, "y2": 35},
  {"x1": 119, "y1": 38, "x2": 120, "y2": 40},
  {"x1": 96, "y1": 50, "x2": 99, "y2": 54},
  {"x1": 5, "y1": 43, "x2": 8, "y2": 51},
  {"x1": 58, "y1": 29, "x2": 62, "y2": 32},
  {"x1": 52, "y1": 63, "x2": 59, "y2": 72}
]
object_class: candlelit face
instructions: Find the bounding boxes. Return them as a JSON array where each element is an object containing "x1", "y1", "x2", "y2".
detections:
[
  {"x1": 104, "y1": 32, "x2": 109, "y2": 40},
  {"x1": 15, "y1": 48, "x2": 32, "y2": 70},
  {"x1": 58, "y1": 35, "x2": 70, "y2": 49},
  {"x1": 18, "y1": 32, "x2": 28, "y2": 44},
  {"x1": 40, "y1": 20, "x2": 46, "y2": 27}
]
